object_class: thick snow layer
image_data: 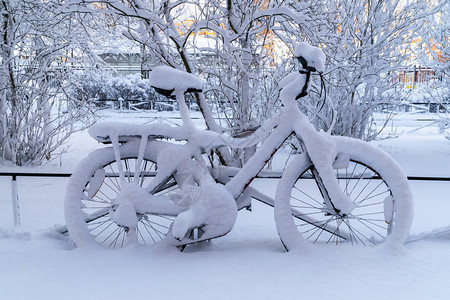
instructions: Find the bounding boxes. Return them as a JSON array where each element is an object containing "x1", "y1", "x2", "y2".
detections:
[
  {"x1": 171, "y1": 181, "x2": 237, "y2": 242},
  {"x1": 148, "y1": 66, "x2": 202, "y2": 93},
  {"x1": 1, "y1": 203, "x2": 450, "y2": 300},
  {"x1": 294, "y1": 42, "x2": 326, "y2": 72},
  {"x1": 1, "y1": 110, "x2": 450, "y2": 299},
  {"x1": 279, "y1": 73, "x2": 307, "y2": 104}
]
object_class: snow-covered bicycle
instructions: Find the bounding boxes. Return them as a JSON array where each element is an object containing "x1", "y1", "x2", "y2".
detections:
[{"x1": 64, "y1": 43, "x2": 413, "y2": 251}]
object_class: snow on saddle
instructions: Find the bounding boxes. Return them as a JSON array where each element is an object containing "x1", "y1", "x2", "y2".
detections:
[{"x1": 149, "y1": 66, "x2": 203, "y2": 99}]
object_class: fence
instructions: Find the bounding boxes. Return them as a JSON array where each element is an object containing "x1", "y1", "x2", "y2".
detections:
[
  {"x1": 110, "y1": 66, "x2": 150, "y2": 79},
  {"x1": 393, "y1": 67, "x2": 439, "y2": 89}
]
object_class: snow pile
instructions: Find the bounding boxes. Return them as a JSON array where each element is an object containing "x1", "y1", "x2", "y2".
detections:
[
  {"x1": 171, "y1": 181, "x2": 237, "y2": 242},
  {"x1": 166, "y1": 157, "x2": 237, "y2": 245}
]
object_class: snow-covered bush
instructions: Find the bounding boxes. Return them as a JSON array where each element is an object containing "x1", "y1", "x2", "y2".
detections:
[
  {"x1": 418, "y1": 1, "x2": 450, "y2": 135},
  {"x1": 304, "y1": 0, "x2": 442, "y2": 141},
  {"x1": 71, "y1": 72, "x2": 161, "y2": 109},
  {"x1": 70, "y1": 71, "x2": 109, "y2": 103}
]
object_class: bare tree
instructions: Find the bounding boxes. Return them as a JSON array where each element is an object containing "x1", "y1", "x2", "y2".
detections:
[
  {"x1": 59, "y1": 0, "x2": 442, "y2": 154},
  {"x1": 67, "y1": 0, "x2": 327, "y2": 165},
  {"x1": 0, "y1": 0, "x2": 98, "y2": 166}
]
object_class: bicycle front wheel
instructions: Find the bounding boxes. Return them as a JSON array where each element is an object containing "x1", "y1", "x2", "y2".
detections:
[{"x1": 274, "y1": 136, "x2": 413, "y2": 250}]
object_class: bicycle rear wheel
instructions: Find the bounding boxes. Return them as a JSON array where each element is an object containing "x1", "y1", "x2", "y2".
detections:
[
  {"x1": 275, "y1": 136, "x2": 413, "y2": 250},
  {"x1": 65, "y1": 142, "x2": 180, "y2": 248}
]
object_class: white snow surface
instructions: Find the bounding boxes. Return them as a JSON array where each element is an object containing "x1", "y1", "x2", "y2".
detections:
[{"x1": 1, "y1": 110, "x2": 450, "y2": 300}]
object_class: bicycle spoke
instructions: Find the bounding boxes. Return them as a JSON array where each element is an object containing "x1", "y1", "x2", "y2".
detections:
[
  {"x1": 144, "y1": 218, "x2": 171, "y2": 230},
  {"x1": 96, "y1": 189, "x2": 115, "y2": 202},
  {"x1": 353, "y1": 211, "x2": 384, "y2": 217},
  {"x1": 120, "y1": 230, "x2": 126, "y2": 248},
  {"x1": 355, "y1": 218, "x2": 386, "y2": 241},
  {"x1": 81, "y1": 197, "x2": 109, "y2": 204},
  {"x1": 290, "y1": 204, "x2": 323, "y2": 210},
  {"x1": 355, "y1": 185, "x2": 388, "y2": 206},
  {"x1": 352, "y1": 177, "x2": 374, "y2": 203},
  {"x1": 140, "y1": 221, "x2": 158, "y2": 243},
  {"x1": 343, "y1": 220, "x2": 366, "y2": 245},
  {"x1": 292, "y1": 211, "x2": 325, "y2": 216},
  {"x1": 290, "y1": 195, "x2": 323, "y2": 209},
  {"x1": 293, "y1": 185, "x2": 323, "y2": 207},
  {"x1": 101, "y1": 226, "x2": 121, "y2": 244},
  {"x1": 110, "y1": 227, "x2": 125, "y2": 248},
  {"x1": 137, "y1": 227, "x2": 148, "y2": 245},
  {"x1": 108, "y1": 165, "x2": 121, "y2": 191},
  {"x1": 103, "y1": 178, "x2": 120, "y2": 195},
  {"x1": 345, "y1": 163, "x2": 358, "y2": 194},
  {"x1": 306, "y1": 218, "x2": 334, "y2": 240},
  {"x1": 354, "y1": 217, "x2": 388, "y2": 230},
  {"x1": 90, "y1": 194, "x2": 111, "y2": 204},
  {"x1": 93, "y1": 221, "x2": 115, "y2": 238},
  {"x1": 357, "y1": 220, "x2": 385, "y2": 239},
  {"x1": 124, "y1": 159, "x2": 132, "y2": 182},
  {"x1": 343, "y1": 219, "x2": 377, "y2": 245},
  {"x1": 347, "y1": 224, "x2": 359, "y2": 245},
  {"x1": 295, "y1": 219, "x2": 331, "y2": 226},
  {"x1": 88, "y1": 218, "x2": 111, "y2": 231},
  {"x1": 140, "y1": 161, "x2": 154, "y2": 187},
  {"x1": 356, "y1": 200, "x2": 384, "y2": 208},
  {"x1": 327, "y1": 219, "x2": 344, "y2": 244},
  {"x1": 144, "y1": 220, "x2": 166, "y2": 240},
  {"x1": 348, "y1": 166, "x2": 369, "y2": 195}
]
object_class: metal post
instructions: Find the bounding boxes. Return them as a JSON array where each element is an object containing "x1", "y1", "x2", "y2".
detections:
[{"x1": 11, "y1": 175, "x2": 21, "y2": 227}]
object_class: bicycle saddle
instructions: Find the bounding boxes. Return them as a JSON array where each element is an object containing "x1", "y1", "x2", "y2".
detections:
[{"x1": 149, "y1": 66, "x2": 203, "y2": 99}]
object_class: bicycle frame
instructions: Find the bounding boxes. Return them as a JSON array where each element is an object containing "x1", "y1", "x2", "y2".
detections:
[{"x1": 89, "y1": 81, "x2": 353, "y2": 218}]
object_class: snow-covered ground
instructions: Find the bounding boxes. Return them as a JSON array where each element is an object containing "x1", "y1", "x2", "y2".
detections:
[{"x1": 1, "y1": 110, "x2": 450, "y2": 300}]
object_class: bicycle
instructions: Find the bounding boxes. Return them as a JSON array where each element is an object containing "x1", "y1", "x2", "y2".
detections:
[{"x1": 64, "y1": 43, "x2": 413, "y2": 251}]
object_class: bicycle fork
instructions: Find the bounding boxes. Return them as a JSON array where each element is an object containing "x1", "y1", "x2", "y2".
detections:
[{"x1": 292, "y1": 112, "x2": 356, "y2": 216}]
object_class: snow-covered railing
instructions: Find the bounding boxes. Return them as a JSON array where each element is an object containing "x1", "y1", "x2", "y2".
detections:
[
  {"x1": 2, "y1": 170, "x2": 450, "y2": 229},
  {"x1": 1, "y1": 171, "x2": 72, "y2": 228}
]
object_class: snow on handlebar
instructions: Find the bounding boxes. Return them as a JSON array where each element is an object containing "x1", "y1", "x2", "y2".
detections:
[{"x1": 294, "y1": 42, "x2": 326, "y2": 73}]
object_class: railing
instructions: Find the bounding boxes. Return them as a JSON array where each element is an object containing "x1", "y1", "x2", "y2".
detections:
[
  {"x1": 2, "y1": 170, "x2": 449, "y2": 229},
  {"x1": 1, "y1": 171, "x2": 72, "y2": 227}
]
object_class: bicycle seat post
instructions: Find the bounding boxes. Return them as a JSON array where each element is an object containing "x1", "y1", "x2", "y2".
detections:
[
  {"x1": 149, "y1": 66, "x2": 202, "y2": 128},
  {"x1": 175, "y1": 89, "x2": 195, "y2": 127}
]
